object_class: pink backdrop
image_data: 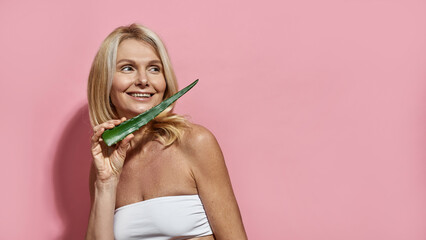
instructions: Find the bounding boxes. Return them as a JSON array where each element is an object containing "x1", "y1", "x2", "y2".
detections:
[{"x1": 1, "y1": 0, "x2": 425, "y2": 239}]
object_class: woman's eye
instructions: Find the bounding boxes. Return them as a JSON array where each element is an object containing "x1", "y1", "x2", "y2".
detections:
[
  {"x1": 149, "y1": 66, "x2": 161, "y2": 73},
  {"x1": 121, "y1": 66, "x2": 134, "y2": 72}
]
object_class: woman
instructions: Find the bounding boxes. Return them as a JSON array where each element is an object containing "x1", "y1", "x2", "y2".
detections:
[{"x1": 85, "y1": 23, "x2": 247, "y2": 240}]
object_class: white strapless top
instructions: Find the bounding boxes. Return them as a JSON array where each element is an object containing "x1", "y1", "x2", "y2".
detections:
[{"x1": 114, "y1": 194, "x2": 213, "y2": 240}]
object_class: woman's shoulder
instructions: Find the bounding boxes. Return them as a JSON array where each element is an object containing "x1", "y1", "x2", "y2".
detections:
[
  {"x1": 179, "y1": 122, "x2": 221, "y2": 155},
  {"x1": 182, "y1": 122, "x2": 217, "y2": 145},
  {"x1": 179, "y1": 122, "x2": 227, "y2": 184}
]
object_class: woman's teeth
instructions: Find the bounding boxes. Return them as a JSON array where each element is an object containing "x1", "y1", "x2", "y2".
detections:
[{"x1": 130, "y1": 93, "x2": 151, "y2": 98}]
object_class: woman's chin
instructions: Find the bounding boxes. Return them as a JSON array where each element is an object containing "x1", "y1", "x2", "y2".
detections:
[
  {"x1": 116, "y1": 105, "x2": 158, "y2": 120},
  {"x1": 129, "y1": 109, "x2": 150, "y2": 118}
]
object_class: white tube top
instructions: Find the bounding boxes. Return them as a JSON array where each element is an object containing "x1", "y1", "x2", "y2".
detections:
[{"x1": 114, "y1": 194, "x2": 213, "y2": 240}]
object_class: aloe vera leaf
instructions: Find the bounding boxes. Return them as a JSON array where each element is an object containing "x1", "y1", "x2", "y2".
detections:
[{"x1": 101, "y1": 79, "x2": 198, "y2": 146}]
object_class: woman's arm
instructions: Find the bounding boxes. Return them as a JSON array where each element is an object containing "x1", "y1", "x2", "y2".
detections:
[
  {"x1": 85, "y1": 165, "x2": 118, "y2": 240},
  {"x1": 185, "y1": 124, "x2": 248, "y2": 240},
  {"x1": 85, "y1": 118, "x2": 134, "y2": 240}
]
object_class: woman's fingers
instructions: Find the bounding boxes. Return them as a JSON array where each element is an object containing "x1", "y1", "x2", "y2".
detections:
[
  {"x1": 93, "y1": 119, "x2": 123, "y2": 133},
  {"x1": 89, "y1": 118, "x2": 130, "y2": 179},
  {"x1": 91, "y1": 127, "x2": 105, "y2": 143},
  {"x1": 91, "y1": 119, "x2": 125, "y2": 143},
  {"x1": 115, "y1": 133, "x2": 134, "y2": 160},
  {"x1": 121, "y1": 133, "x2": 134, "y2": 148},
  {"x1": 91, "y1": 122, "x2": 115, "y2": 157}
]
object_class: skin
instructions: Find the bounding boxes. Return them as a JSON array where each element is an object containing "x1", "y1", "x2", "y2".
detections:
[{"x1": 86, "y1": 39, "x2": 247, "y2": 240}]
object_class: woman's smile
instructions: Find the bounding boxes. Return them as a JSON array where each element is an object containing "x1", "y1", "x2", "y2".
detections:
[{"x1": 126, "y1": 92, "x2": 155, "y2": 101}]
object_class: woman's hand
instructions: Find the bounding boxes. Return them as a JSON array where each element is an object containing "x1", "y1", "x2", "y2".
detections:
[{"x1": 90, "y1": 117, "x2": 134, "y2": 183}]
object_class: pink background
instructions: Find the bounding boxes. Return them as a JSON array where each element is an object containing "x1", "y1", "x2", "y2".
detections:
[{"x1": 1, "y1": 0, "x2": 426, "y2": 239}]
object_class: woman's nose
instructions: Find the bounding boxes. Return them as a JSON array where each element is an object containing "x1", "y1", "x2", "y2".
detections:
[{"x1": 135, "y1": 71, "x2": 149, "y2": 86}]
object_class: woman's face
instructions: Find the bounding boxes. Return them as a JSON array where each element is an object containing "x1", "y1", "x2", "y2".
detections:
[{"x1": 110, "y1": 38, "x2": 166, "y2": 119}]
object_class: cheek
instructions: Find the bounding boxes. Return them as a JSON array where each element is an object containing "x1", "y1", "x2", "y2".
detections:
[
  {"x1": 161, "y1": 82, "x2": 167, "y2": 94},
  {"x1": 109, "y1": 90, "x2": 119, "y2": 107},
  {"x1": 111, "y1": 75, "x2": 130, "y2": 92},
  {"x1": 153, "y1": 78, "x2": 167, "y2": 97},
  {"x1": 111, "y1": 76, "x2": 127, "y2": 91},
  {"x1": 110, "y1": 80, "x2": 125, "y2": 106},
  {"x1": 160, "y1": 78, "x2": 167, "y2": 92}
]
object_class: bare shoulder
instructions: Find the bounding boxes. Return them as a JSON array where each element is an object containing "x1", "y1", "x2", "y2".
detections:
[
  {"x1": 179, "y1": 122, "x2": 228, "y2": 183},
  {"x1": 180, "y1": 122, "x2": 221, "y2": 157},
  {"x1": 179, "y1": 123, "x2": 248, "y2": 239}
]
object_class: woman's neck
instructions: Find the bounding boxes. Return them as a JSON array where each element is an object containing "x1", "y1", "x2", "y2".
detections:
[{"x1": 128, "y1": 124, "x2": 153, "y2": 150}]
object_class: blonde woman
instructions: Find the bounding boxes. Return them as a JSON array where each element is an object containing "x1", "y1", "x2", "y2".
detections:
[{"x1": 85, "y1": 23, "x2": 247, "y2": 240}]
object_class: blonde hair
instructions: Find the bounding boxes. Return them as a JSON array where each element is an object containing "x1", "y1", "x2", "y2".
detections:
[{"x1": 87, "y1": 23, "x2": 188, "y2": 146}]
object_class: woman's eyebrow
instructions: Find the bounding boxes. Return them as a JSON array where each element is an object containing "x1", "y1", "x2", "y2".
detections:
[
  {"x1": 116, "y1": 59, "x2": 136, "y2": 65},
  {"x1": 149, "y1": 60, "x2": 163, "y2": 65},
  {"x1": 116, "y1": 59, "x2": 162, "y2": 65}
]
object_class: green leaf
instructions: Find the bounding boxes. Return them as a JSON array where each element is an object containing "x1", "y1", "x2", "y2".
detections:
[{"x1": 102, "y1": 79, "x2": 199, "y2": 146}]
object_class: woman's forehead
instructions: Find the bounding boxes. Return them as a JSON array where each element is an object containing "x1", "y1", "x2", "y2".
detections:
[{"x1": 117, "y1": 39, "x2": 160, "y2": 62}]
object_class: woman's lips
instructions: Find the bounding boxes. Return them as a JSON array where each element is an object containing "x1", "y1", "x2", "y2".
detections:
[{"x1": 127, "y1": 93, "x2": 154, "y2": 102}]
